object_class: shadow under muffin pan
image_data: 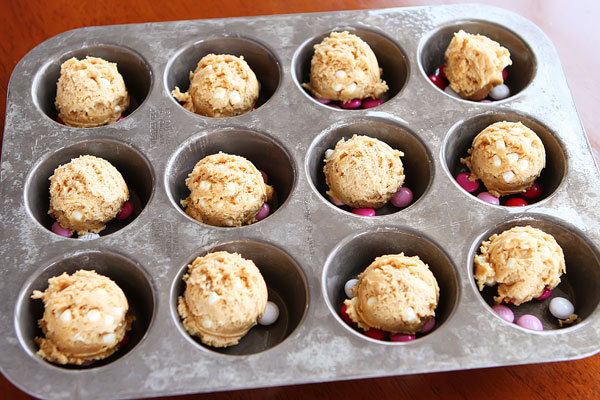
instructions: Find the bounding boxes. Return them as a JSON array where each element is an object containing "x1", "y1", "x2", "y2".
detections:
[
  {"x1": 32, "y1": 44, "x2": 152, "y2": 125},
  {"x1": 165, "y1": 128, "x2": 294, "y2": 226},
  {"x1": 171, "y1": 240, "x2": 308, "y2": 356},
  {"x1": 442, "y1": 111, "x2": 566, "y2": 206},
  {"x1": 307, "y1": 117, "x2": 432, "y2": 215},
  {"x1": 165, "y1": 36, "x2": 281, "y2": 115},
  {"x1": 292, "y1": 27, "x2": 408, "y2": 108},
  {"x1": 14, "y1": 250, "x2": 155, "y2": 369},
  {"x1": 419, "y1": 19, "x2": 536, "y2": 102},
  {"x1": 470, "y1": 215, "x2": 600, "y2": 332},
  {"x1": 24, "y1": 138, "x2": 154, "y2": 237},
  {"x1": 323, "y1": 227, "x2": 459, "y2": 342}
]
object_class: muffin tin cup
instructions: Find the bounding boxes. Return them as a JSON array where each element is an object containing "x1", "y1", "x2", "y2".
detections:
[{"x1": 2, "y1": 5, "x2": 600, "y2": 399}]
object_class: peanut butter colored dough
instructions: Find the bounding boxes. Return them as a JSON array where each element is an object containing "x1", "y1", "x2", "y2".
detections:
[
  {"x1": 345, "y1": 254, "x2": 439, "y2": 335},
  {"x1": 177, "y1": 251, "x2": 268, "y2": 348},
  {"x1": 324, "y1": 135, "x2": 404, "y2": 209},
  {"x1": 49, "y1": 155, "x2": 129, "y2": 235},
  {"x1": 172, "y1": 54, "x2": 259, "y2": 118},
  {"x1": 182, "y1": 152, "x2": 273, "y2": 227},
  {"x1": 444, "y1": 30, "x2": 512, "y2": 100},
  {"x1": 461, "y1": 121, "x2": 545, "y2": 197},
  {"x1": 31, "y1": 270, "x2": 133, "y2": 365},
  {"x1": 302, "y1": 31, "x2": 389, "y2": 102},
  {"x1": 55, "y1": 56, "x2": 129, "y2": 127},
  {"x1": 474, "y1": 226, "x2": 566, "y2": 306}
]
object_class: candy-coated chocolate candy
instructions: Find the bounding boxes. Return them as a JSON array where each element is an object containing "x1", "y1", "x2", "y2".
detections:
[
  {"x1": 340, "y1": 303, "x2": 354, "y2": 325},
  {"x1": 116, "y1": 200, "x2": 134, "y2": 220},
  {"x1": 258, "y1": 301, "x2": 280, "y2": 325},
  {"x1": 119, "y1": 332, "x2": 130, "y2": 347},
  {"x1": 456, "y1": 172, "x2": 479, "y2": 193},
  {"x1": 255, "y1": 203, "x2": 270, "y2": 221},
  {"x1": 489, "y1": 84, "x2": 510, "y2": 100},
  {"x1": 390, "y1": 187, "x2": 413, "y2": 208},
  {"x1": 477, "y1": 192, "x2": 500, "y2": 205},
  {"x1": 340, "y1": 99, "x2": 362, "y2": 109},
  {"x1": 344, "y1": 278, "x2": 358, "y2": 298},
  {"x1": 419, "y1": 317, "x2": 436, "y2": 333},
  {"x1": 78, "y1": 233, "x2": 100, "y2": 240},
  {"x1": 535, "y1": 287, "x2": 552, "y2": 300},
  {"x1": 480, "y1": 99, "x2": 492, "y2": 103},
  {"x1": 389, "y1": 333, "x2": 415, "y2": 342},
  {"x1": 505, "y1": 198, "x2": 527, "y2": 207},
  {"x1": 314, "y1": 97, "x2": 331, "y2": 104},
  {"x1": 438, "y1": 64, "x2": 447, "y2": 80},
  {"x1": 56, "y1": 116, "x2": 65, "y2": 125},
  {"x1": 328, "y1": 195, "x2": 344, "y2": 207},
  {"x1": 51, "y1": 221, "x2": 73, "y2": 238},
  {"x1": 364, "y1": 328, "x2": 388, "y2": 340},
  {"x1": 361, "y1": 98, "x2": 384, "y2": 109},
  {"x1": 502, "y1": 68, "x2": 508, "y2": 81},
  {"x1": 352, "y1": 208, "x2": 376, "y2": 217},
  {"x1": 516, "y1": 314, "x2": 543, "y2": 331},
  {"x1": 492, "y1": 304, "x2": 514, "y2": 323},
  {"x1": 117, "y1": 116, "x2": 124, "y2": 121},
  {"x1": 429, "y1": 74, "x2": 446, "y2": 90},
  {"x1": 328, "y1": 104, "x2": 341, "y2": 109},
  {"x1": 522, "y1": 182, "x2": 542, "y2": 200},
  {"x1": 49, "y1": 213, "x2": 56, "y2": 219},
  {"x1": 259, "y1": 170, "x2": 268, "y2": 184},
  {"x1": 549, "y1": 297, "x2": 575, "y2": 319}
]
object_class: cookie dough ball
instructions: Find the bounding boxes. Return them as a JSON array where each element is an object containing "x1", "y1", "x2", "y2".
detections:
[
  {"x1": 172, "y1": 54, "x2": 259, "y2": 118},
  {"x1": 302, "y1": 31, "x2": 389, "y2": 102},
  {"x1": 444, "y1": 30, "x2": 512, "y2": 100},
  {"x1": 461, "y1": 121, "x2": 545, "y2": 197},
  {"x1": 31, "y1": 270, "x2": 132, "y2": 365},
  {"x1": 49, "y1": 155, "x2": 129, "y2": 235},
  {"x1": 177, "y1": 251, "x2": 268, "y2": 348},
  {"x1": 345, "y1": 254, "x2": 439, "y2": 335},
  {"x1": 324, "y1": 135, "x2": 404, "y2": 208},
  {"x1": 55, "y1": 56, "x2": 129, "y2": 127},
  {"x1": 474, "y1": 226, "x2": 565, "y2": 305}
]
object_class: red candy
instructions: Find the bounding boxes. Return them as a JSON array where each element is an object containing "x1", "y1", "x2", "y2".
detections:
[
  {"x1": 352, "y1": 208, "x2": 375, "y2": 217},
  {"x1": 505, "y1": 198, "x2": 527, "y2": 207},
  {"x1": 535, "y1": 287, "x2": 552, "y2": 300},
  {"x1": 116, "y1": 201, "x2": 134, "y2": 220},
  {"x1": 429, "y1": 74, "x2": 446, "y2": 90},
  {"x1": 522, "y1": 182, "x2": 542, "y2": 200},
  {"x1": 56, "y1": 116, "x2": 65, "y2": 125},
  {"x1": 456, "y1": 172, "x2": 479, "y2": 193},
  {"x1": 438, "y1": 64, "x2": 447, "y2": 80},
  {"x1": 340, "y1": 99, "x2": 362, "y2": 109},
  {"x1": 364, "y1": 328, "x2": 388, "y2": 341},
  {"x1": 340, "y1": 304, "x2": 354, "y2": 325},
  {"x1": 361, "y1": 98, "x2": 383, "y2": 109},
  {"x1": 502, "y1": 68, "x2": 508, "y2": 81}
]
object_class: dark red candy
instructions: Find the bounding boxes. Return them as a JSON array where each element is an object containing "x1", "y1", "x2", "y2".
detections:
[
  {"x1": 340, "y1": 303, "x2": 354, "y2": 325},
  {"x1": 117, "y1": 201, "x2": 134, "y2": 220},
  {"x1": 502, "y1": 68, "x2": 508, "y2": 81},
  {"x1": 522, "y1": 182, "x2": 542, "y2": 200},
  {"x1": 505, "y1": 198, "x2": 527, "y2": 207},
  {"x1": 429, "y1": 74, "x2": 446, "y2": 90},
  {"x1": 438, "y1": 64, "x2": 447, "y2": 80},
  {"x1": 56, "y1": 116, "x2": 65, "y2": 125},
  {"x1": 364, "y1": 328, "x2": 388, "y2": 341},
  {"x1": 119, "y1": 332, "x2": 130, "y2": 347}
]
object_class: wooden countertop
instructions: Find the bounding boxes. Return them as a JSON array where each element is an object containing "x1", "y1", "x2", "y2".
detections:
[{"x1": 1, "y1": 1, "x2": 599, "y2": 399}]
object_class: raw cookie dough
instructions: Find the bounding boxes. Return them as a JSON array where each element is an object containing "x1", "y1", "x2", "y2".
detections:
[
  {"x1": 474, "y1": 226, "x2": 566, "y2": 306},
  {"x1": 31, "y1": 270, "x2": 133, "y2": 365},
  {"x1": 182, "y1": 152, "x2": 273, "y2": 227},
  {"x1": 172, "y1": 54, "x2": 259, "y2": 118},
  {"x1": 49, "y1": 155, "x2": 129, "y2": 235},
  {"x1": 302, "y1": 31, "x2": 389, "y2": 102},
  {"x1": 444, "y1": 30, "x2": 512, "y2": 100},
  {"x1": 461, "y1": 121, "x2": 545, "y2": 197},
  {"x1": 55, "y1": 56, "x2": 129, "y2": 127},
  {"x1": 177, "y1": 251, "x2": 268, "y2": 347},
  {"x1": 344, "y1": 253, "x2": 439, "y2": 335},
  {"x1": 324, "y1": 135, "x2": 404, "y2": 208}
]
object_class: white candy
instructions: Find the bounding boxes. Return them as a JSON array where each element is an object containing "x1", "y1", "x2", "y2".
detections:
[
  {"x1": 444, "y1": 86, "x2": 461, "y2": 98},
  {"x1": 549, "y1": 297, "x2": 575, "y2": 319},
  {"x1": 258, "y1": 301, "x2": 279, "y2": 325},
  {"x1": 344, "y1": 279, "x2": 358, "y2": 298},
  {"x1": 78, "y1": 233, "x2": 100, "y2": 241},
  {"x1": 490, "y1": 84, "x2": 510, "y2": 100}
]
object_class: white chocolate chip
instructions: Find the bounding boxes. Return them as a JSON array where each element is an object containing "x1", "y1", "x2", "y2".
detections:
[
  {"x1": 235, "y1": 280, "x2": 242, "y2": 289},
  {"x1": 202, "y1": 320, "x2": 213, "y2": 329},
  {"x1": 225, "y1": 220, "x2": 233, "y2": 227},
  {"x1": 102, "y1": 333, "x2": 116, "y2": 345},
  {"x1": 72, "y1": 211, "x2": 83, "y2": 221},
  {"x1": 367, "y1": 297, "x2": 376, "y2": 306},
  {"x1": 518, "y1": 159, "x2": 529, "y2": 171},
  {"x1": 325, "y1": 149, "x2": 334, "y2": 159},
  {"x1": 506, "y1": 153, "x2": 519, "y2": 164},
  {"x1": 493, "y1": 155, "x2": 501, "y2": 167},
  {"x1": 100, "y1": 78, "x2": 110, "y2": 87},
  {"x1": 104, "y1": 315, "x2": 115, "y2": 325},
  {"x1": 198, "y1": 180, "x2": 211, "y2": 191},
  {"x1": 228, "y1": 90, "x2": 241, "y2": 104},
  {"x1": 224, "y1": 182, "x2": 237, "y2": 195},
  {"x1": 405, "y1": 307, "x2": 416, "y2": 322},
  {"x1": 213, "y1": 87, "x2": 226, "y2": 99},
  {"x1": 199, "y1": 200, "x2": 207, "y2": 208},
  {"x1": 60, "y1": 309, "x2": 72, "y2": 323},
  {"x1": 335, "y1": 70, "x2": 346, "y2": 78},
  {"x1": 502, "y1": 170, "x2": 515, "y2": 183},
  {"x1": 346, "y1": 83, "x2": 357, "y2": 93},
  {"x1": 113, "y1": 307, "x2": 123, "y2": 317},
  {"x1": 114, "y1": 106, "x2": 121, "y2": 113},
  {"x1": 87, "y1": 309, "x2": 101, "y2": 322},
  {"x1": 506, "y1": 258, "x2": 517, "y2": 269},
  {"x1": 495, "y1": 140, "x2": 506, "y2": 150},
  {"x1": 333, "y1": 84, "x2": 343, "y2": 92},
  {"x1": 486, "y1": 277, "x2": 496, "y2": 286},
  {"x1": 96, "y1": 289, "x2": 108, "y2": 297},
  {"x1": 208, "y1": 292, "x2": 219, "y2": 304}
]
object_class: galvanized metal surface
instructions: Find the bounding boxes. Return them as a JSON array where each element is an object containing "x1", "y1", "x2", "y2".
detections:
[{"x1": 1, "y1": 5, "x2": 600, "y2": 399}]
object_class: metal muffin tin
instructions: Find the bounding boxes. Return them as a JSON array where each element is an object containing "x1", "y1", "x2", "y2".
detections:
[{"x1": 2, "y1": 4, "x2": 600, "y2": 399}]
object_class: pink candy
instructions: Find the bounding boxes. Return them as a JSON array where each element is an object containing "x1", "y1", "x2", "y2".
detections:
[
  {"x1": 116, "y1": 201, "x2": 134, "y2": 220},
  {"x1": 314, "y1": 97, "x2": 331, "y2": 105},
  {"x1": 535, "y1": 288, "x2": 552, "y2": 300},
  {"x1": 389, "y1": 333, "x2": 415, "y2": 342},
  {"x1": 328, "y1": 104, "x2": 341, "y2": 109},
  {"x1": 361, "y1": 98, "x2": 383, "y2": 109},
  {"x1": 352, "y1": 208, "x2": 375, "y2": 217},
  {"x1": 516, "y1": 314, "x2": 543, "y2": 331},
  {"x1": 492, "y1": 305, "x2": 514, "y2": 323},
  {"x1": 477, "y1": 192, "x2": 500, "y2": 205},
  {"x1": 391, "y1": 187, "x2": 413, "y2": 208},
  {"x1": 259, "y1": 170, "x2": 268, "y2": 184},
  {"x1": 419, "y1": 317, "x2": 436, "y2": 334},
  {"x1": 256, "y1": 203, "x2": 270, "y2": 221},
  {"x1": 456, "y1": 172, "x2": 479, "y2": 193},
  {"x1": 340, "y1": 99, "x2": 362, "y2": 109},
  {"x1": 51, "y1": 221, "x2": 73, "y2": 238},
  {"x1": 328, "y1": 195, "x2": 344, "y2": 207}
]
